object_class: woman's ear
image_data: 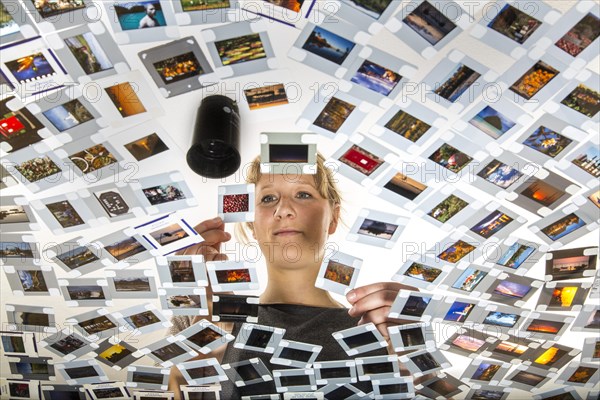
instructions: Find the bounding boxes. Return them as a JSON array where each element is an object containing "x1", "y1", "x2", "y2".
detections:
[
  {"x1": 248, "y1": 222, "x2": 256, "y2": 240},
  {"x1": 328, "y1": 203, "x2": 341, "y2": 235}
]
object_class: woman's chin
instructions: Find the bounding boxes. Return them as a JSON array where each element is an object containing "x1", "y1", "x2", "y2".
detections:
[
  {"x1": 272, "y1": 234, "x2": 306, "y2": 248},
  {"x1": 270, "y1": 253, "x2": 317, "y2": 269}
]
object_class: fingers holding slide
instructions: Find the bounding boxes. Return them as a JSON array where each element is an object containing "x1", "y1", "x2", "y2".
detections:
[{"x1": 178, "y1": 217, "x2": 231, "y2": 257}]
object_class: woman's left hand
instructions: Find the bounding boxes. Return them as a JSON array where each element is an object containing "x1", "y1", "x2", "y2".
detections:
[{"x1": 346, "y1": 282, "x2": 417, "y2": 340}]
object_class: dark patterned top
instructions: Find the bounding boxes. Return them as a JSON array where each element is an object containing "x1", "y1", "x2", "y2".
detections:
[{"x1": 170, "y1": 303, "x2": 389, "y2": 399}]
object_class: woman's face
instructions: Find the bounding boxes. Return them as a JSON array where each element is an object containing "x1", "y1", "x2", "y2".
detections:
[{"x1": 253, "y1": 174, "x2": 339, "y2": 267}]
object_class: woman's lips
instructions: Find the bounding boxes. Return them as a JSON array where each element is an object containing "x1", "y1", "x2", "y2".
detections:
[{"x1": 274, "y1": 230, "x2": 301, "y2": 236}]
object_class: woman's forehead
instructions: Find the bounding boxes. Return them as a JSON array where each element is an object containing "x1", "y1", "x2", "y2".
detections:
[{"x1": 256, "y1": 174, "x2": 316, "y2": 189}]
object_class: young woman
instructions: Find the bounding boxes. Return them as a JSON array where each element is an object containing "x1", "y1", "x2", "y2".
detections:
[{"x1": 168, "y1": 155, "x2": 411, "y2": 398}]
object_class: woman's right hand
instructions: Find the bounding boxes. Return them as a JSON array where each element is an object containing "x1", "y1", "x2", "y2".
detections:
[{"x1": 178, "y1": 216, "x2": 231, "y2": 261}]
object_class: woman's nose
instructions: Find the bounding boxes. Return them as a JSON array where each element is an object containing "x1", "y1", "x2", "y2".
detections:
[{"x1": 274, "y1": 197, "x2": 295, "y2": 219}]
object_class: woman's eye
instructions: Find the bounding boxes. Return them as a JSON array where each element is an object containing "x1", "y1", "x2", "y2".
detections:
[
  {"x1": 261, "y1": 195, "x2": 276, "y2": 203},
  {"x1": 297, "y1": 192, "x2": 312, "y2": 199}
]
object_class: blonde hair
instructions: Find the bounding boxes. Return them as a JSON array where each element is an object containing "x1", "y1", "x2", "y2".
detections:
[{"x1": 234, "y1": 153, "x2": 343, "y2": 243}]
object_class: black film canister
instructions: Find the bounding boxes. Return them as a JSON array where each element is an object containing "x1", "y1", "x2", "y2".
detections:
[{"x1": 186, "y1": 95, "x2": 241, "y2": 179}]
